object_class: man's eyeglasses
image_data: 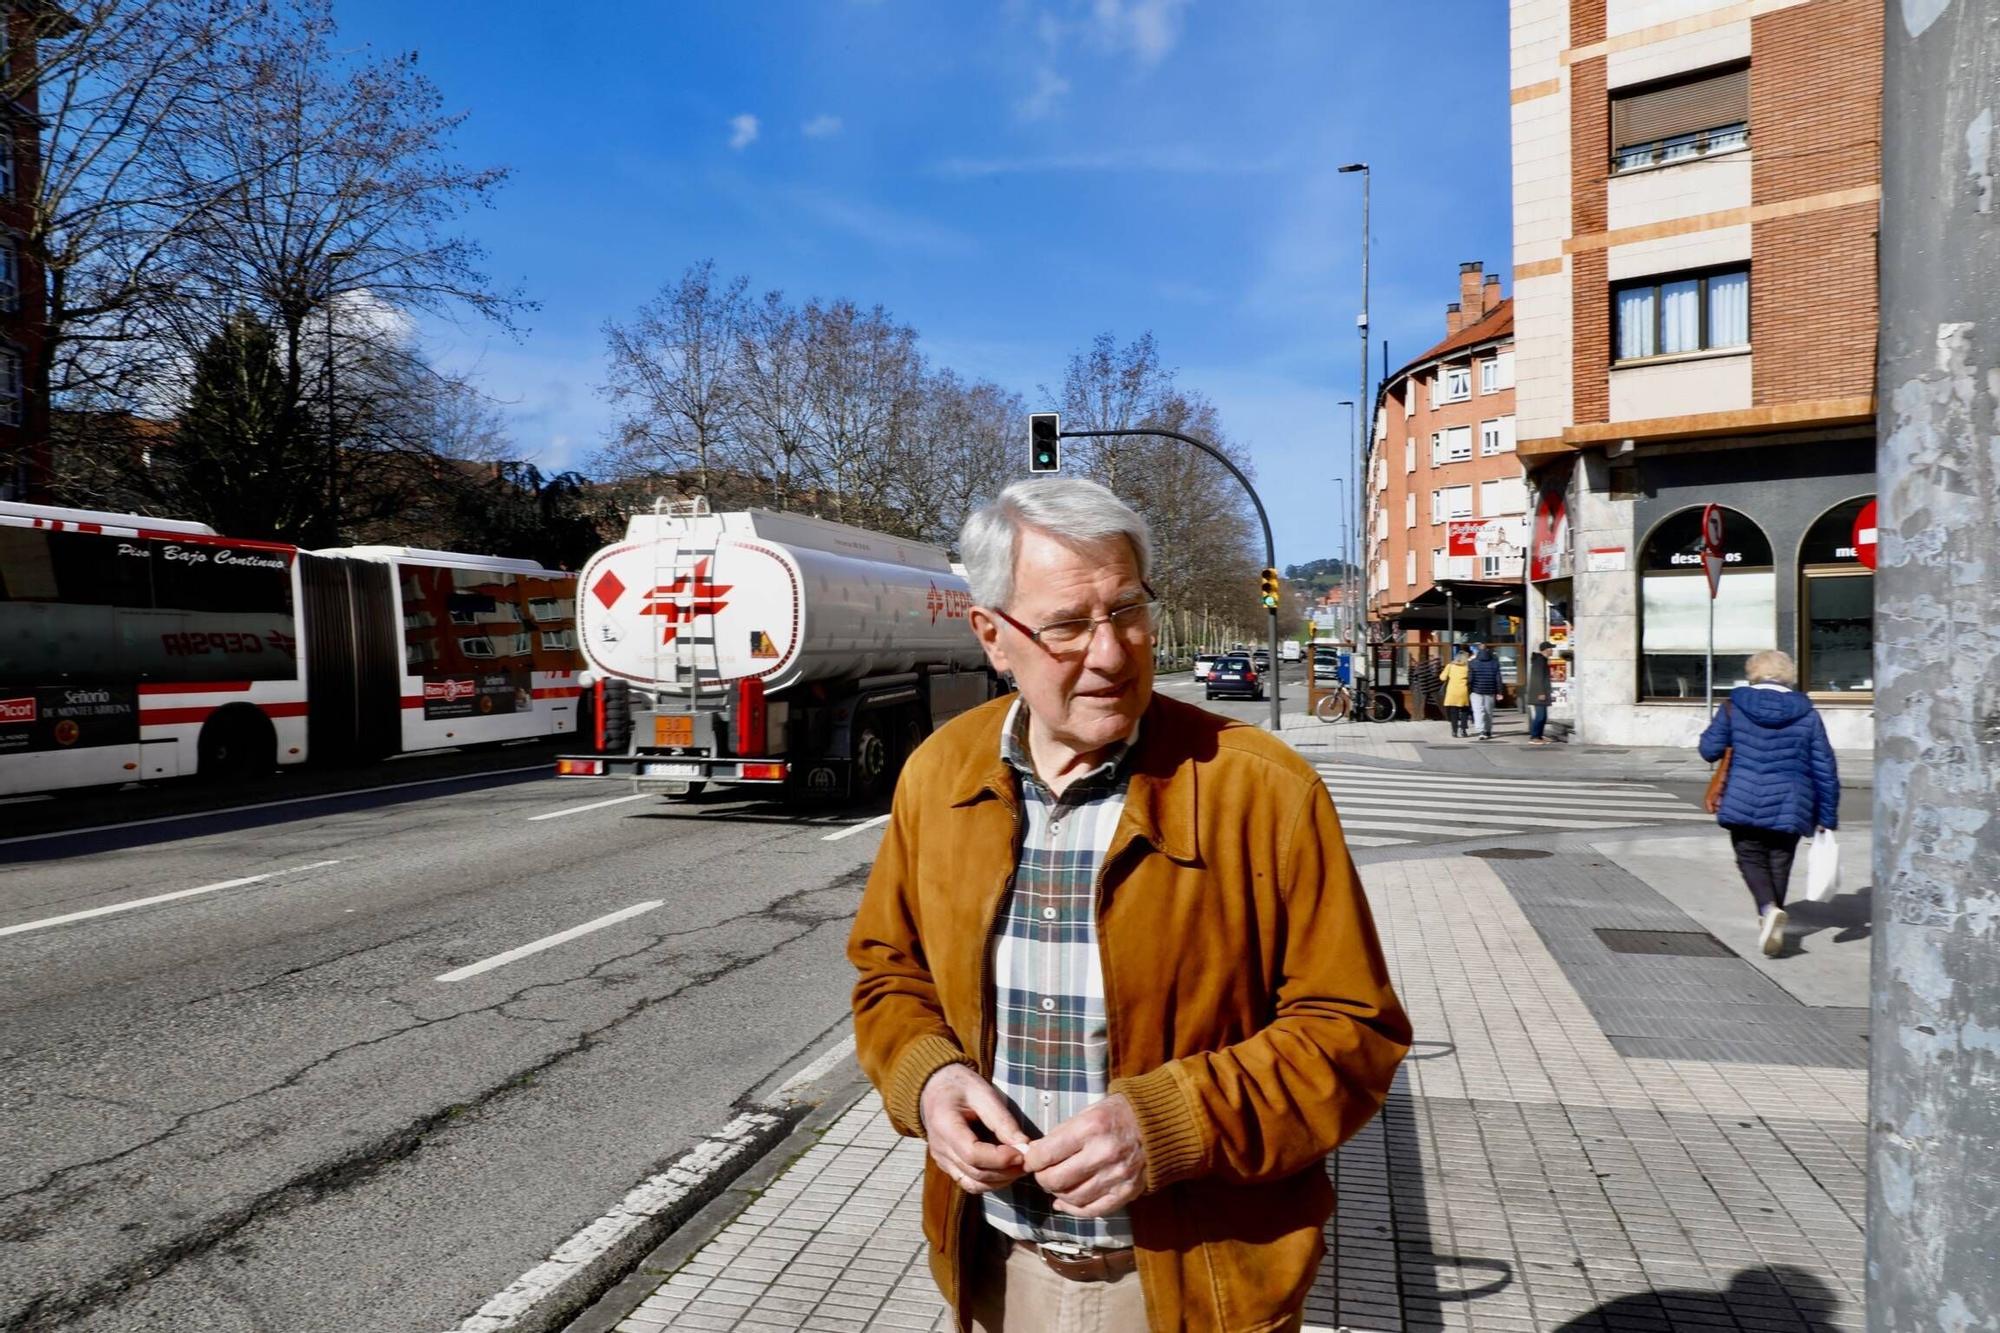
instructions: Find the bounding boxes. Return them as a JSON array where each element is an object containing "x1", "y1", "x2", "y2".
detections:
[{"x1": 990, "y1": 589, "x2": 1158, "y2": 655}]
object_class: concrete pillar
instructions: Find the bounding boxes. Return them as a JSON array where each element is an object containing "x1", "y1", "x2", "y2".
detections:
[{"x1": 1869, "y1": 0, "x2": 2000, "y2": 1328}]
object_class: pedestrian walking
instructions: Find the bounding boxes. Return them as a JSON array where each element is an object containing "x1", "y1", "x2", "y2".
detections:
[
  {"x1": 1468, "y1": 643, "x2": 1502, "y2": 740},
  {"x1": 1696, "y1": 650, "x2": 1841, "y2": 958},
  {"x1": 1440, "y1": 646, "x2": 1472, "y2": 737},
  {"x1": 1527, "y1": 642, "x2": 1554, "y2": 745},
  {"x1": 849, "y1": 477, "x2": 1411, "y2": 1333}
]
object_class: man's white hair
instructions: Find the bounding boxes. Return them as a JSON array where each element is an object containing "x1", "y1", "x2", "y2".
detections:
[{"x1": 959, "y1": 477, "x2": 1153, "y2": 610}]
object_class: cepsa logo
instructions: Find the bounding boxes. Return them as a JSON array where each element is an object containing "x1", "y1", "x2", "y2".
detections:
[
  {"x1": 0, "y1": 696, "x2": 34, "y2": 725},
  {"x1": 424, "y1": 679, "x2": 478, "y2": 702},
  {"x1": 926, "y1": 583, "x2": 971, "y2": 624}
]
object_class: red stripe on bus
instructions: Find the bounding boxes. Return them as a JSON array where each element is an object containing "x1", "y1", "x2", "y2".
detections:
[
  {"x1": 401, "y1": 696, "x2": 425, "y2": 709},
  {"x1": 139, "y1": 681, "x2": 254, "y2": 695},
  {"x1": 141, "y1": 701, "x2": 310, "y2": 726},
  {"x1": 532, "y1": 687, "x2": 582, "y2": 699}
]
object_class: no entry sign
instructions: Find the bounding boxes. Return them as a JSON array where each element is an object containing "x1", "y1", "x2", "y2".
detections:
[
  {"x1": 1700, "y1": 504, "x2": 1726, "y2": 598},
  {"x1": 1852, "y1": 499, "x2": 1878, "y2": 570}
]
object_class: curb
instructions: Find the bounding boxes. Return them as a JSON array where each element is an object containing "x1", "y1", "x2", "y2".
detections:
[{"x1": 559, "y1": 1064, "x2": 878, "y2": 1333}]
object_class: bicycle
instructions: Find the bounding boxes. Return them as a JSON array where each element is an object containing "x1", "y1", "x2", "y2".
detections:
[{"x1": 1313, "y1": 681, "x2": 1397, "y2": 723}]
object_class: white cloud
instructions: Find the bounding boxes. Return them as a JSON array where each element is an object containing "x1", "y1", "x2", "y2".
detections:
[
  {"x1": 1016, "y1": 66, "x2": 1071, "y2": 120},
  {"x1": 801, "y1": 114, "x2": 844, "y2": 139},
  {"x1": 728, "y1": 113, "x2": 760, "y2": 150},
  {"x1": 1103, "y1": 0, "x2": 1192, "y2": 67}
]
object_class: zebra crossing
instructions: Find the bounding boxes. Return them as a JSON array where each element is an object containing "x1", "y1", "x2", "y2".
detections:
[{"x1": 1317, "y1": 763, "x2": 1711, "y2": 848}]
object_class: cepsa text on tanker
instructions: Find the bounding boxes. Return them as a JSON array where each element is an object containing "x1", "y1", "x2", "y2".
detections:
[
  {"x1": 160, "y1": 628, "x2": 298, "y2": 658},
  {"x1": 927, "y1": 583, "x2": 970, "y2": 625}
]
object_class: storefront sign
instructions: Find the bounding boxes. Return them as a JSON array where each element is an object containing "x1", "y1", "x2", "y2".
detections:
[
  {"x1": 1586, "y1": 547, "x2": 1627, "y2": 573},
  {"x1": 1530, "y1": 475, "x2": 1572, "y2": 582}
]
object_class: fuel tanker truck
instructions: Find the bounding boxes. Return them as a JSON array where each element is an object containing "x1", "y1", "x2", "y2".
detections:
[{"x1": 555, "y1": 500, "x2": 1000, "y2": 799}]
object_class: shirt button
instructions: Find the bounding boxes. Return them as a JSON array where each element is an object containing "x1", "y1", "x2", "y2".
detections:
[
  {"x1": 1041, "y1": 907, "x2": 1057, "y2": 920},
  {"x1": 1040, "y1": 997, "x2": 1056, "y2": 1011}
]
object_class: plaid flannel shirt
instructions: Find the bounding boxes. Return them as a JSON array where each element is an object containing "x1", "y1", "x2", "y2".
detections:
[{"x1": 981, "y1": 699, "x2": 1135, "y2": 1251}]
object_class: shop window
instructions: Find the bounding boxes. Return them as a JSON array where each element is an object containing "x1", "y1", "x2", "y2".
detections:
[
  {"x1": 1799, "y1": 496, "x2": 1875, "y2": 696},
  {"x1": 1638, "y1": 506, "x2": 1774, "y2": 699}
]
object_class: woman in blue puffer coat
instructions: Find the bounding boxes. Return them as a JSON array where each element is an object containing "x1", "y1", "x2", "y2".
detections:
[{"x1": 1697, "y1": 649, "x2": 1841, "y2": 957}]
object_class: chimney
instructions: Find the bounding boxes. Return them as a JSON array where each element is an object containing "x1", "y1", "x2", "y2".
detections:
[
  {"x1": 1483, "y1": 272, "x2": 1502, "y2": 315},
  {"x1": 1458, "y1": 262, "x2": 1485, "y2": 326},
  {"x1": 1445, "y1": 302, "x2": 1463, "y2": 335}
]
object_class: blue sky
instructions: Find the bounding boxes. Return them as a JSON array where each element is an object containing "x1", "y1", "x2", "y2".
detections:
[{"x1": 333, "y1": 0, "x2": 1512, "y2": 568}]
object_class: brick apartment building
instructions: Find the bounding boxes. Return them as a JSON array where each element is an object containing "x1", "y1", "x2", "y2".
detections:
[
  {"x1": 1367, "y1": 263, "x2": 1523, "y2": 674},
  {"x1": 0, "y1": 2, "x2": 61, "y2": 502},
  {"x1": 1509, "y1": 0, "x2": 1880, "y2": 747}
]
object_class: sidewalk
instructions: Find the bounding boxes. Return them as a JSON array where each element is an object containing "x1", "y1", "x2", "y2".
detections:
[
  {"x1": 597, "y1": 845, "x2": 1867, "y2": 1332},
  {"x1": 1280, "y1": 713, "x2": 1873, "y2": 789}
]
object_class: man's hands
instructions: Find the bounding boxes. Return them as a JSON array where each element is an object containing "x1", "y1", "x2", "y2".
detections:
[
  {"x1": 1021, "y1": 1094, "x2": 1147, "y2": 1219},
  {"x1": 919, "y1": 1064, "x2": 1030, "y2": 1194},
  {"x1": 919, "y1": 1068, "x2": 1149, "y2": 1217}
]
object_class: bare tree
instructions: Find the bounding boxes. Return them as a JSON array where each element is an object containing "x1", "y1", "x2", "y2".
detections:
[
  {"x1": 732, "y1": 289, "x2": 814, "y2": 509},
  {"x1": 1052, "y1": 331, "x2": 1167, "y2": 491},
  {"x1": 797, "y1": 298, "x2": 921, "y2": 527},
  {"x1": 596, "y1": 260, "x2": 746, "y2": 492}
]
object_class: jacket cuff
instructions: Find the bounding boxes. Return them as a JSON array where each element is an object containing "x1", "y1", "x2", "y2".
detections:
[
  {"x1": 1111, "y1": 1063, "x2": 1208, "y2": 1192},
  {"x1": 885, "y1": 1034, "x2": 975, "y2": 1139}
]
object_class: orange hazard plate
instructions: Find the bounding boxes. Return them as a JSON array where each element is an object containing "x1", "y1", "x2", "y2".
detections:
[{"x1": 654, "y1": 715, "x2": 695, "y2": 746}]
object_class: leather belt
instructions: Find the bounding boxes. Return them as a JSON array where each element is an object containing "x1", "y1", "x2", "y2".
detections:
[{"x1": 1012, "y1": 1238, "x2": 1138, "y2": 1282}]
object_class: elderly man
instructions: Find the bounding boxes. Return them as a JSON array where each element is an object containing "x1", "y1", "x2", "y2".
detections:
[{"x1": 849, "y1": 476, "x2": 1410, "y2": 1332}]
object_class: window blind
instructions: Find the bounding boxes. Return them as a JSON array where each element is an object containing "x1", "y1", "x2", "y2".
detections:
[{"x1": 1612, "y1": 65, "x2": 1748, "y2": 150}]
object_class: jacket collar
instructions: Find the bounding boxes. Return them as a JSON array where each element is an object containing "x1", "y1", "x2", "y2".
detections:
[{"x1": 946, "y1": 692, "x2": 1198, "y2": 864}]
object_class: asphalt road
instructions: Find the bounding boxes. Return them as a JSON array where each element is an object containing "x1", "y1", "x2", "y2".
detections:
[
  {"x1": 0, "y1": 677, "x2": 1308, "y2": 1332},
  {"x1": 0, "y1": 755, "x2": 891, "y2": 1333}
]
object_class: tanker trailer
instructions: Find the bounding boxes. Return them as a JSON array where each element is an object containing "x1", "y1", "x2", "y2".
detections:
[{"x1": 555, "y1": 500, "x2": 1000, "y2": 799}]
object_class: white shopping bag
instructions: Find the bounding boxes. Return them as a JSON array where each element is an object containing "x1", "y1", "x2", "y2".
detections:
[{"x1": 1804, "y1": 829, "x2": 1840, "y2": 902}]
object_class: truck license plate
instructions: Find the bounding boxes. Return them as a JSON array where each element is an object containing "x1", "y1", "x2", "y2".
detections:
[{"x1": 643, "y1": 762, "x2": 703, "y2": 778}]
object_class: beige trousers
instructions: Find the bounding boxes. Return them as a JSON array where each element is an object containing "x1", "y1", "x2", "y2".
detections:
[{"x1": 966, "y1": 1233, "x2": 1147, "y2": 1333}]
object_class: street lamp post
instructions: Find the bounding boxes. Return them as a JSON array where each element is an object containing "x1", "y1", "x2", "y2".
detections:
[
  {"x1": 1337, "y1": 398, "x2": 1355, "y2": 647},
  {"x1": 1339, "y1": 162, "x2": 1370, "y2": 658}
]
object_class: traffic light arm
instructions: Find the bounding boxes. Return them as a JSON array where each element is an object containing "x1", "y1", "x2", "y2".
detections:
[{"x1": 1057, "y1": 426, "x2": 1284, "y2": 732}]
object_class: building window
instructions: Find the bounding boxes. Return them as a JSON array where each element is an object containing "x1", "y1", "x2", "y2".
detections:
[
  {"x1": 0, "y1": 136, "x2": 13, "y2": 199},
  {"x1": 1638, "y1": 506, "x2": 1774, "y2": 700},
  {"x1": 1432, "y1": 485, "x2": 1472, "y2": 522},
  {"x1": 1404, "y1": 388, "x2": 1414, "y2": 418},
  {"x1": 1614, "y1": 267, "x2": 1750, "y2": 361},
  {"x1": 1480, "y1": 476, "x2": 1527, "y2": 515},
  {"x1": 1405, "y1": 492, "x2": 1415, "y2": 528},
  {"x1": 1405, "y1": 549, "x2": 1416, "y2": 588},
  {"x1": 1480, "y1": 553, "x2": 1511, "y2": 580},
  {"x1": 0, "y1": 344, "x2": 21, "y2": 426},
  {"x1": 1442, "y1": 365, "x2": 1471, "y2": 402},
  {"x1": 1611, "y1": 63, "x2": 1749, "y2": 172},
  {"x1": 1799, "y1": 497, "x2": 1875, "y2": 696},
  {"x1": 0, "y1": 241, "x2": 17, "y2": 313},
  {"x1": 1480, "y1": 419, "x2": 1503, "y2": 456},
  {"x1": 1404, "y1": 438, "x2": 1415, "y2": 472},
  {"x1": 1480, "y1": 359, "x2": 1499, "y2": 394},
  {"x1": 1441, "y1": 425, "x2": 1472, "y2": 463}
]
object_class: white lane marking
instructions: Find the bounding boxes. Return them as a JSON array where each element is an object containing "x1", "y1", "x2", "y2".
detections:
[
  {"x1": 1322, "y1": 787, "x2": 1707, "y2": 817},
  {"x1": 1345, "y1": 834, "x2": 1416, "y2": 847},
  {"x1": 1339, "y1": 816, "x2": 1519, "y2": 836},
  {"x1": 0, "y1": 860, "x2": 345, "y2": 938},
  {"x1": 435, "y1": 901, "x2": 663, "y2": 983},
  {"x1": 1327, "y1": 800, "x2": 1664, "y2": 830},
  {"x1": 452, "y1": 1108, "x2": 785, "y2": 1333},
  {"x1": 776, "y1": 1034, "x2": 857, "y2": 1096},
  {"x1": 1315, "y1": 768, "x2": 1687, "y2": 797},
  {"x1": 527, "y1": 792, "x2": 652, "y2": 822},
  {"x1": 0, "y1": 765, "x2": 554, "y2": 848},
  {"x1": 822, "y1": 813, "x2": 891, "y2": 842}
]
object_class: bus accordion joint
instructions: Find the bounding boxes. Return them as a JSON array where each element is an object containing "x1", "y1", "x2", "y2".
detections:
[
  {"x1": 738, "y1": 762, "x2": 787, "y2": 782},
  {"x1": 557, "y1": 758, "x2": 606, "y2": 776}
]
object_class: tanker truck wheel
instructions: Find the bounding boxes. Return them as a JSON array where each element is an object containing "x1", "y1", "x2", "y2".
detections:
[{"x1": 852, "y1": 717, "x2": 893, "y2": 801}]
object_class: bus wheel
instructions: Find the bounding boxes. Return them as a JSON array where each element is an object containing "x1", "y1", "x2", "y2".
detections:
[{"x1": 198, "y1": 709, "x2": 275, "y2": 782}]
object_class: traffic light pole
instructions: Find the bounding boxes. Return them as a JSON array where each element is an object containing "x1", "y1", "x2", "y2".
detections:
[{"x1": 1059, "y1": 427, "x2": 1283, "y2": 733}]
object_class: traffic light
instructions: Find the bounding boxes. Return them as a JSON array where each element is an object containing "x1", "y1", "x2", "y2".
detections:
[
  {"x1": 1259, "y1": 568, "x2": 1280, "y2": 610},
  {"x1": 1029, "y1": 413, "x2": 1061, "y2": 472}
]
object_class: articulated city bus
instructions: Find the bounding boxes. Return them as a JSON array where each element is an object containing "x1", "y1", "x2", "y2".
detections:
[{"x1": 0, "y1": 502, "x2": 584, "y2": 798}]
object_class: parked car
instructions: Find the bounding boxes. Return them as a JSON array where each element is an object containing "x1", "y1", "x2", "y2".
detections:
[
  {"x1": 1206, "y1": 654, "x2": 1265, "y2": 702},
  {"x1": 1193, "y1": 653, "x2": 1223, "y2": 682},
  {"x1": 1252, "y1": 648, "x2": 1271, "y2": 671}
]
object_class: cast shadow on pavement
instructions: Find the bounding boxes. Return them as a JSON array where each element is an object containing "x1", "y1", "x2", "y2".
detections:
[
  {"x1": 1553, "y1": 1264, "x2": 1841, "y2": 1330},
  {"x1": 1784, "y1": 886, "x2": 1872, "y2": 950}
]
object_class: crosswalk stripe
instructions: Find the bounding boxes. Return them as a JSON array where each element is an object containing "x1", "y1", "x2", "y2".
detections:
[
  {"x1": 1344, "y1": 834, "x2": 1416, "y2": 847},
  {"x1": 1338, "y1": 816, "x2": 1538, "y2": 836},
  {"x1": 1317, "y1": 772, "x2": 1688, "y2": 800},
  {"x1": 1323, "y1": 790, "x2": 1708, "y2": 819},
  {"x1": 1328, "y1": 802, "x2": 1676, "y2": 830}
]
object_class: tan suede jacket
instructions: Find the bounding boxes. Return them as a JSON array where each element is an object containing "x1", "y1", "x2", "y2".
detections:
[{"x1": 848, "y1": 692, "x2": 1411, "y2": 1332}]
